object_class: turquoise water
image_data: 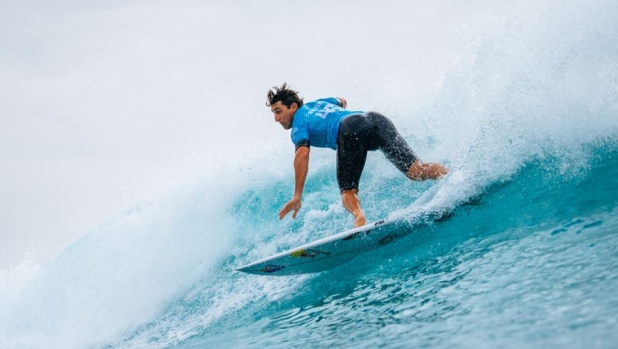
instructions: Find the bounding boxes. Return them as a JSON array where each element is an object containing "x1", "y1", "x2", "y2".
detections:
[
  {"x1": 174, "y1": 146, "x2": 618, "y2": 349},
  {"x1": 1, "y1": 0, "x2": 618, "y2": 348}
]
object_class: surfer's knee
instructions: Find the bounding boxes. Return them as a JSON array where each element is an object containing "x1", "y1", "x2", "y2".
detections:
[{"x1": 341, "y1": 188, "x2": 358, "y2": 195}]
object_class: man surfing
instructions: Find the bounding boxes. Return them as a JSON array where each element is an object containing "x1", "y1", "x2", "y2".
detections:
[{"x1": 267, "y1": 83, "x2": 448, "y2": 228}]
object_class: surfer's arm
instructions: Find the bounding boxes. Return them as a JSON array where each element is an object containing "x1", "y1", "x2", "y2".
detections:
[
  {"x1": 292, "y1": 145, "x2": 310, "y2": 199},
  {"x1": 279, "y1": 146, "x2": 310, "y2": 220},
  {"x1": 337, "y1": 97, "x2": 347, "y2": 109}
]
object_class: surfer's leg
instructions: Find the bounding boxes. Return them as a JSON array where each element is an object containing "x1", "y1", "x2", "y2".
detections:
[
  {"x1": 367, "y1": 112, "x2": 418, "y2": 173},
  {"x1": 369, "y1": 112, "x2": 448, "y2": 180},
  {"x1": 337, "y1": 115, "x2": 369, "y2": 227},
  {"x1": 341, "y1": 189, "x2": 366, "y2": 228},
  {"x1": 337, "y1": 114, "x2": 369, "y2": 191}
]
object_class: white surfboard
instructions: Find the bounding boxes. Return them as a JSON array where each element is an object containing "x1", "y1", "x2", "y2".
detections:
[{"x1": 236, "y1": 218, "x2": 412, "y2": 275}]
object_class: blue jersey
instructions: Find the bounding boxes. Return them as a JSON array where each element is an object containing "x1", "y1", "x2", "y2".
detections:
[{"x1": 291, "y1": 97, "x2": 364, "y2": 150}]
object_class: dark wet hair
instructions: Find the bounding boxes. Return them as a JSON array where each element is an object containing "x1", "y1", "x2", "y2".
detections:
[{"x1": 266, "y1": 83, "x2": 304, "y2": 108}]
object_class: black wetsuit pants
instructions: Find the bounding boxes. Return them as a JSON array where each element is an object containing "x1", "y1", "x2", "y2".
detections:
[{"x1": 336, "y1": 112, "x2": 418, "y2": 192}]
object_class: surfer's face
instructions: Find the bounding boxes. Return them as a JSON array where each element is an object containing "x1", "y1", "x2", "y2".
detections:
[{"x1": 271, "y1": 101, "x2": 297, "y2": 130}]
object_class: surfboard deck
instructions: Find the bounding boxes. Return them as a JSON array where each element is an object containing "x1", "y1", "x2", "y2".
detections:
[{"x1": 236, "y1": 218, "x2": 412, "y2": 275}]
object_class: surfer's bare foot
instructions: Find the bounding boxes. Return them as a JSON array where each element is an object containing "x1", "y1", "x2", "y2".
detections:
[
  {"x1": 407, "y1": 161, "x2": 448, "y2": 180},
  {"x1": 354, "y1": 215, "x2": 366, "y2": 228}
]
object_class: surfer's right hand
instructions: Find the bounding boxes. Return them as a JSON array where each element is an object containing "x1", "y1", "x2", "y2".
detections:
[{"x1": 279, "y1": 197, "x2": 301, "y2": 220}]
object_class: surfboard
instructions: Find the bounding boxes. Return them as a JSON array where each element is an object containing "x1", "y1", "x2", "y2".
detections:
[{"x1": 236, "y1": 218, "x2": 412, "y2": 275}]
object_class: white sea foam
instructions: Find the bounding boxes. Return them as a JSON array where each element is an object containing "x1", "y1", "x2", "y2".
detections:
[{"x1": 388, "y1": 0, "x2": 618, "y2": 221}]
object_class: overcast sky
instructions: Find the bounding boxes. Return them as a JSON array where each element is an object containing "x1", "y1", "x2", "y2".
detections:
[{"x1": 0, "y1": 0, "x2": 500, "y2": 268}]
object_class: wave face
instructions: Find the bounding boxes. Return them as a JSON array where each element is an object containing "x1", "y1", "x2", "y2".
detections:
[{"x1": 1, "y1": 0, "x2": 618, "y2": 348}]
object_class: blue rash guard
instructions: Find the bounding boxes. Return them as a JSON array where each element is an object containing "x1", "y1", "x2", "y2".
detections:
[{"x1": 291, "y1": 97, "x2": 364, "y2": 150}]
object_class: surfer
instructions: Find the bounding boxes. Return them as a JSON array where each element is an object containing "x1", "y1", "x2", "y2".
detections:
[{"x1": 267, "y1": 83, "x2": 448, "y2": 228}]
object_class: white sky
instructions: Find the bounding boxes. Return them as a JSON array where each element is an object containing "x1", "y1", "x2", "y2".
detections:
[{"x1": 0, "y1": 0, "x2": 500, "y2": 268}]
